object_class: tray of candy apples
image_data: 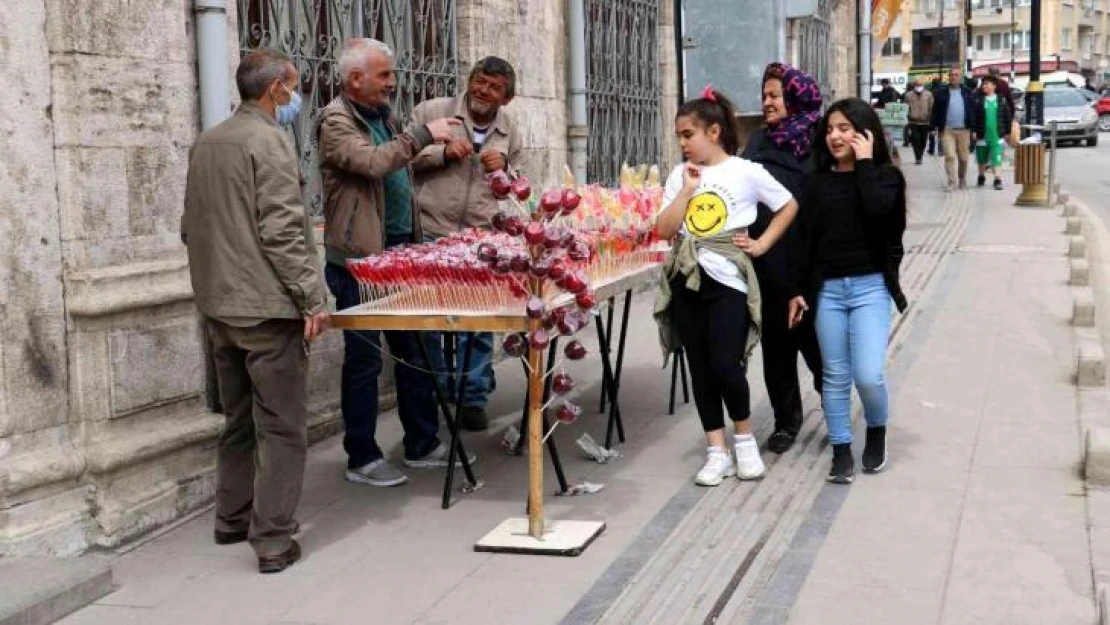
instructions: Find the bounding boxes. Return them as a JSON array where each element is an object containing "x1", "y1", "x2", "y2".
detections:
[{"x1": 342, "y1": 168, "x2": 665, "y2": 317}]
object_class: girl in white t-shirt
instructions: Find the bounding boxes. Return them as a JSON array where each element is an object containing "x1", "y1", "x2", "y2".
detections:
[{"x1": 656, "y1": 86, "x2": 799, "y2": 487}]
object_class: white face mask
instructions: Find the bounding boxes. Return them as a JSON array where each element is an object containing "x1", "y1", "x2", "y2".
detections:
[{"x1": 914, "y1": 86, "x2": 924, "y2": 93}]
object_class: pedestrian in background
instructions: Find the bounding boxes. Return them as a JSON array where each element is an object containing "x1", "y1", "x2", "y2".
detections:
[
  {"x1": 904, "y1": 78, "x2": 934, "y2": 165},
  {"x1": 182, "y1": 48, "x2": 330, "y2": 574},
  {"x1": 793, "y1": 98, "x2": 908, "y2": 484},
  {"x1": 654, "y1": 86, "x2": 799, "y2": 486},
  {"x1": 931, "y1": 67, "x2": 976, "y2": 191},
  {"x1": 740, "y1": 62, "x2": 823, "y2": 454},
  {"x1": 973, "y1": 75, "x2": 1012, "y2": 191}
]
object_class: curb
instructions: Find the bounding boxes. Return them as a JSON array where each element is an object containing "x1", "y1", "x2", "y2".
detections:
[
  {"x1": 1072, "y1": 258, "x2": 1091, "y2": 286},
  {"x1": 1075, "y1": 287, "x2": 1098, "y2": 328}
]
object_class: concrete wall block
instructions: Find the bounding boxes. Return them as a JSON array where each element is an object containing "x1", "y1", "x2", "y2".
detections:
[
  {"x1": 1066, "y1": 216, "x2": 1083, "y2": 235},
  {"x1": 1070, "y1": 236, "x2": 1088, "y2": 258},
  {"x1": 108, "y1": 321, "x2": 204, "y2": 417},
  {"x1": 50, "y1": 53, "x2": 198, "y2": 148},
  {"x1": 1088, "y1": 426, "x2": 1110, "y2": 487},
  {"x1": 86, "y1": 438, "x2": 216, "y2": 544},
  {"x1": 0, "y1": 0, "x2": 70, "y2": 443},
  {"x1": 128, "y1": 145, "x2": 190, "y2": 238},
  {"x1": 0, "y1": 485, "x2": 92, "y2": 557},
  {"x1": 1078, "y1": 336, "x2": 1108, "y2": 389},
  {"x1": 1063, "y1": 202, "x2": 1079, "y2": 217},
  {"x1": 1072, "y1": 258, "x2": 1091, "y2": 286},
  {"x1": 54, "y1": 147, "x2": 131, "y2": 244},
  {"x1": 45, "y1": 0, "x2": 190, "y2": 61},
  {"x1": 1074, "y1": 288, "x2": 1097, "y2": 328}
]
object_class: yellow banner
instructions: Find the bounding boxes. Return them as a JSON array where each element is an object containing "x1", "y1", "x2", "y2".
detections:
[{"x1": 872, "y1": 0, "x2": 902, "y2": 46}]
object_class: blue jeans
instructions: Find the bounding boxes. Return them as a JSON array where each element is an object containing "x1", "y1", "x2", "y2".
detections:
[
  {"x1": 814, "y1": 273, "x2": 892, "y2": 445},
  {"x1": 420, "y1": 235, "x2": 496, "y2": 408},
  {"x1": 325, "y1": 237, "x2": 441, "y2": 469}
]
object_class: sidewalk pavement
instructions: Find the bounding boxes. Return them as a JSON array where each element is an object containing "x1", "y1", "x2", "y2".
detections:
[
  {"x1": 54, "y1": 155, "x2": 1105, "y2": 625},
  {"x1": 772, "y1": 158, "x2": 1098, "y2": 625}
]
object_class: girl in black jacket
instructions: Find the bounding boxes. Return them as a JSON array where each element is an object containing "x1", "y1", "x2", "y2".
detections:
[{"x1": 793, "y1": 98, "x2": 907, "y2": 484}]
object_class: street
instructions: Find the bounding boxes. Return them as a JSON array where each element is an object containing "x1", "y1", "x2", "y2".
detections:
[{"x1": 1055, "y1": 136, "x2": 1110, "y2": 221}]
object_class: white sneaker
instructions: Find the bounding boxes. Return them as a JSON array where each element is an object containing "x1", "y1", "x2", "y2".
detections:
[
  {"x1": 695, "y1": 447, "x2": 736, "y2": 486},
  {"x1": 734, "y1": 437, "x2": 766, "y2": 480}
]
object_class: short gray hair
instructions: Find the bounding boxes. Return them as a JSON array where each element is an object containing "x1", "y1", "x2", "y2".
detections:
[
  {"x1": 236, "y1": 48, "x2": 294, "y2": 101},
  {"x1": 338, "y1": 38, "x2": 393, "y2": 84}
]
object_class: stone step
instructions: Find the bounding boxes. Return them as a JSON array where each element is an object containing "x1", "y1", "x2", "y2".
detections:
[{"x1": 0, "y1": 557, "x2": 113, "y2": 625}]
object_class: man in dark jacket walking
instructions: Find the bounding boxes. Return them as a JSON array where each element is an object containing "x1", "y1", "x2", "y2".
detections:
[{"x1": 931, "y1": 67, "x2": 976, "y2": 190}]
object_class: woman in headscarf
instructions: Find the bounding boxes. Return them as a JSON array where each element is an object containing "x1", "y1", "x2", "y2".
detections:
[{"x1": 739, "y1": 62, "x2": 824, "y2": 454}]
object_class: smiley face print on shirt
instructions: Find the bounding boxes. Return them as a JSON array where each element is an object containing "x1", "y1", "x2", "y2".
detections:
[
  {"x1": 684, "y1": 191, "x2": 729, "y2": 237},
  {"x1": 682, "y1": 180, "x2": 741, "y2": 238}
]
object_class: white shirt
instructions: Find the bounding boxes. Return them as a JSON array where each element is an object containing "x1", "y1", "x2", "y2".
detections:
[{"x1": 661, "y1": 156, "x2": 793, "y2": 293}]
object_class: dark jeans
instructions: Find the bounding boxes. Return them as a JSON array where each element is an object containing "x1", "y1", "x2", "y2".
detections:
[
  {"x1": 420, "y1": 235, "x2": 496, "y2": 408},
  {"x1": 325, "y1": 240, "x2": 440, "y2": 469},
  {"x1": 206, "y1": 317, "x2": 307, "y2": 557},
  {"x1": 909, "y1": 124, "x2": 930, "y2": 162},
  {"x1": 757, "y1": 277, "x2": 823, "y2": 436},
  {"x1": 669, "y1": 271, "x2": 751, "y2": 432}
]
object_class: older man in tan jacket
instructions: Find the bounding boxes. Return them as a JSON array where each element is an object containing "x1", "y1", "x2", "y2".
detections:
[
  {"x1": 317, "y1": 38, "x2": 466, "y2": 488},
  {"x1": 182, "y1": 48, "x2": 328, "y2": 574},
  {"x1": 410, "y1": 56, "x2": 523, "y2": 431}
]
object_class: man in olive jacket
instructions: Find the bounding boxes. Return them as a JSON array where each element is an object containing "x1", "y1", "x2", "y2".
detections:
[
  {"x1": 317, "y1": 37, "x2": 463, "y2": 488},
  {"x1": 182, "y1": 49, "x2": 329, "y2": 574},
  {"x1": 410, "y1": 56, "x2": 523, "y2": 431}
]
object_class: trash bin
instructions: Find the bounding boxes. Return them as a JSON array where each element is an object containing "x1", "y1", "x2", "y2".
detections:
[{"x1": 1014, "y1": 143, "x2": 1045, "y2": 185}]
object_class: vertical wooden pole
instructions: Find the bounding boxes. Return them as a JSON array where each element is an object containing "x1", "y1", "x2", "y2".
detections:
[{"x1": 526, "y1": 318, "x2": 546, "y2": 538}]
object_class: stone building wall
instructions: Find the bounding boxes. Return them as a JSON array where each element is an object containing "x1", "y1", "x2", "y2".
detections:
[{"x1": 0, "y1": 0, "x2": 677, "y2": 557}]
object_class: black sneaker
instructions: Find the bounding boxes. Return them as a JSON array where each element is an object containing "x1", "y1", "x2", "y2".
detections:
[
  {"x1": 458, "y1": 406, "x2": 489, "y2": 431},
  {"x1": 827, "y1": 443, "x2": 854, "y2": 484},
  {"x1": 767, "y1": 430, "x2": 797, "y2": 454},
  {"x1": 993, "y1": 178, "x2": 1003, "y2": 191},
  {"x1": 976, "y1": 174, "x2": 986, "y2": 188},
  {"x1": 862, "y1": 426, "x2": 887, "y2": 473}
]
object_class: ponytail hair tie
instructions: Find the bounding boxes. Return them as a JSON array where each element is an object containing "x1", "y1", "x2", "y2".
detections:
[{"x1": 700, "y1": 83, "x2": 718, "y2": 103}]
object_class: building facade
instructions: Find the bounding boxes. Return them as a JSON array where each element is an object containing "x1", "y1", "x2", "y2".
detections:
[
  {"x1": 0, "y1": 0, "x2": 677, "y2": 557},
  {"x1": 879, "y1": 0, "x2": 1110, "y2": 88}
]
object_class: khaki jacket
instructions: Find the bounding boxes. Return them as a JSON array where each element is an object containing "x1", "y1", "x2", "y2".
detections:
[
  {"x1": 905, "y1": 89, "x2": 934, "y2": 124},
  {"x1": 182, "y1": 103, "x2": 327, "y2": 320},
  {"x1": 410, "y1": 95, "x2": 523, "y2": 238},
  {"x1": 317, "y1": 95, "x2": 433, "y2": 264}
]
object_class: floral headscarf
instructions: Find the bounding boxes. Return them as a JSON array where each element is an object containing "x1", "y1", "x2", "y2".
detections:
[{"x1": 762, "y1": 63, "x2": 823, "y2": 160}]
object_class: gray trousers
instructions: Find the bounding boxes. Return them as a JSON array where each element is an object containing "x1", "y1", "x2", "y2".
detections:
[{"x1": 206, "y1": 317, "x2": 307, "y2": 557}]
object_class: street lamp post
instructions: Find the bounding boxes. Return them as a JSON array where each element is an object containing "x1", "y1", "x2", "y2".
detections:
[{"x1": 1010, "y1": 0, "x2": 1016, "y2": 83}]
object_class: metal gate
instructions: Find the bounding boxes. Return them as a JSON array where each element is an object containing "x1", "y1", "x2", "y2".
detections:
[
  {"x1": 796, "y1": 0, "x2": 832, "y2": 103},
  {"x1": 585, "y1": 0, "x2": 662, "y2": 186},
  {"x1": 238, "y1": 0, "x2": 459, "y2": 214}
]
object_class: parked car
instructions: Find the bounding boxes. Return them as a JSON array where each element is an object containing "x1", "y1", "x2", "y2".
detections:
[
  {"x1": 1098, "y1": 93, "x2": 1110, "y2": 132},
  {"x1": 1022, "y1": 88, "x2": 1100, "y2": 146}
]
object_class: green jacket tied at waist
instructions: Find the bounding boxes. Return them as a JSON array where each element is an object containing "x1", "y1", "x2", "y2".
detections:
[{"x1": 653, "y1": 232, "x2": 763, "y2": 366}]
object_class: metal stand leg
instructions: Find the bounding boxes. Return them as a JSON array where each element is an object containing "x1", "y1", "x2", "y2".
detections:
[
  {"x1": 679, "y1": 348, "x2": 690, "y2": 403},
  {"x1": 598, "y1": 298, "x2": 616, "y2": 413},
  {"x1": 604, "y1": 290, "x2": 632, "y2": 447},
  {"x1": 594, "y1": 309, "x2": 621, "y2": 450},
  {"x1": 669, "y1": 347, "x2": 691, "y2": 415},
  {"x1": 417, "y1": 333, "x2": 477, "y2": 510}
]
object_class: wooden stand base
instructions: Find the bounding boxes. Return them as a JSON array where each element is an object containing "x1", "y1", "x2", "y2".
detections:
[{"x1": 474, "y1": 518, "x2": 606, "y2": 557}]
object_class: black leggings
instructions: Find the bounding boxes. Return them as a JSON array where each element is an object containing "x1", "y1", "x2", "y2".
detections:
[{"x1": 669, "y1": 271, "x2": 751, "y2": 432}]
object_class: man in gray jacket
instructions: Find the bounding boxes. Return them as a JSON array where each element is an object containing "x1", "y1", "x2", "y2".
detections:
[
  {"x1": 410, "y1": 56, "x2": 523, "y2": 431},
  {"x1": 182, "y1": 48, "x2": 329, "y2": 574}
]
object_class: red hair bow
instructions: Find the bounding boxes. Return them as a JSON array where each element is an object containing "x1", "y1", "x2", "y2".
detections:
[{"x1": 700, "y1": 83, "x2": 717, "y2": 103}]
